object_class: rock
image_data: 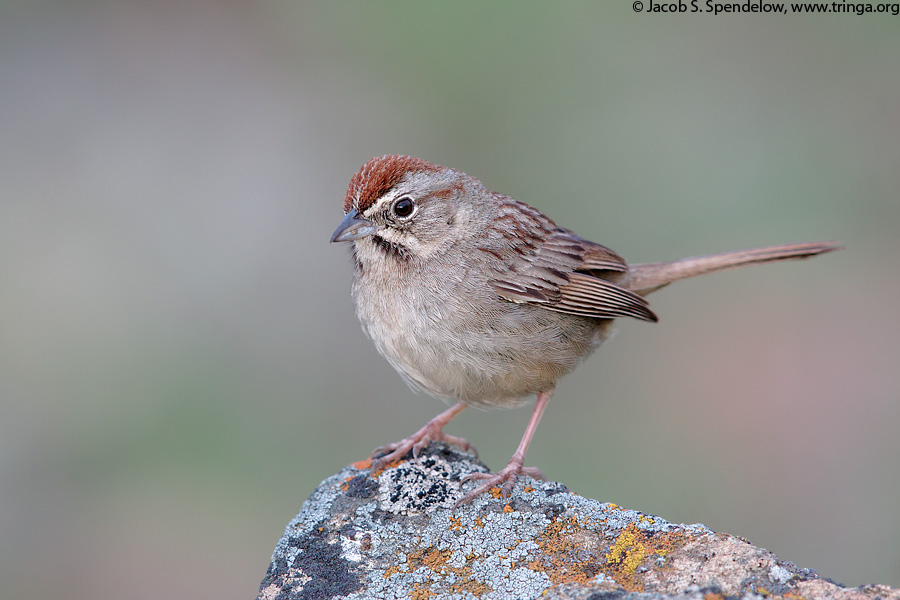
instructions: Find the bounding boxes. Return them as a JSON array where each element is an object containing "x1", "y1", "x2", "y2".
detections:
[{"x1": 257, "y1": 443, "x2": 898, "y2": 600}]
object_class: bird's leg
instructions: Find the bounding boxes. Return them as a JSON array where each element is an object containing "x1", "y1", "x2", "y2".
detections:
[
  {"x1": 370, "y1": 402, "x2": 472, "y2": 468},
  {"x1": 455, "y1": 389, "x2": 552, "y2": 507}
]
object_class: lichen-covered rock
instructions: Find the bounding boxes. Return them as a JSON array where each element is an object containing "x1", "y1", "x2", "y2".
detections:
[{"x1": 257, "y1": 444, "x2": 898, "y2": 600}]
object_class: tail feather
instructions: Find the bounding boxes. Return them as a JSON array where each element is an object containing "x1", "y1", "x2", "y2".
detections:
[{"x1": 625, "y1": 241, "x2": 842, "y2": 296}]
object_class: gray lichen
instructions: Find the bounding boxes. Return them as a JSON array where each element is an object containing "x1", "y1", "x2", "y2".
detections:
[{"x1": 258, "y1": 443, "x2": 899, "y2": 600}]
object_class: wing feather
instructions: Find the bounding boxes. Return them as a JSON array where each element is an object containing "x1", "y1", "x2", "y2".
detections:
[{"x1": 480, "y1": 197, "x2": 657, "y2": 323}]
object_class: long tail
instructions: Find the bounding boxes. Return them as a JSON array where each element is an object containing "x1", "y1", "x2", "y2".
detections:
[{"x1": 625, "y1": 241, "x2": 841, "y2": 296}]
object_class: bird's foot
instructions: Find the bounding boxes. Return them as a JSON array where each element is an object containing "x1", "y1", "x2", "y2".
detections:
[
  {"x1": 370, "y1": 404, "x2": 473, "y2": 469},
  {"x1": 455, "y1": 455, "x2": 545, "y2": 507}
]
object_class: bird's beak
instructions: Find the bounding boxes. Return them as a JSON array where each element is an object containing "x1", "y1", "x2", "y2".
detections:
[{"x1": 330, "y1": 208, "x2": 379, "y2": 243}]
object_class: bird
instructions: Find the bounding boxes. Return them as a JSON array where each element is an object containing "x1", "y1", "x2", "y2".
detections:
[{"x1": 330, "y1": 154, "x2": 839, "y2": 506}]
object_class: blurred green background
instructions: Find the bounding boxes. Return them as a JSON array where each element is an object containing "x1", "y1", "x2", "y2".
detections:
[{"x1": 2, "y1": 2, "x2": 898, "y2": 598}]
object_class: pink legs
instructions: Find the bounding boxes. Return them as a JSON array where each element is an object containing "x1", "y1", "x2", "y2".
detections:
[
  {"x1": 370, "y1": 402, "x2": 473, "y2": 468},
  {"x1": 455, "y1": 389, "x2": 552, "y2": 506},
  {"x1": 369, "y1": 391, "x2": 553, "y2": 507}
]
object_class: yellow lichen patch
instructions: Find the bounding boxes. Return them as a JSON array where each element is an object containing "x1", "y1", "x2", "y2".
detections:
[
  {"x1": 606, "y1": 528, "x2": 637, "y2": 565},
  {"x1": 622, "y1": 542, "x2": 646, "y2": 573},
  {"x1": 703, "y1": 592, "x2": 725, "y2": 600},
  {"x1": 601, "y1": 523, "x2": 695, "y2": 592},
  {"x1": 603, "y1": 526, "x2": 650, "y2": 592}
]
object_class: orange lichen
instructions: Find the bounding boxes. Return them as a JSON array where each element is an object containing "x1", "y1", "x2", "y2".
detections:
[
  {"x1": 409, "y1": 583, "x2": 434, "y2": 600},
  {"x1": 383, "y1": 565, "x2": 401, "y2": 579},
  {"x1": 415, "y1": 548, "x2": 451, "y2": 574},
  {"x1": 526, "y1": 516, "x2": 600, "y2": 586},
  {"x1": 403, "y1": 546, "x2": 493, "y2": 598},
  {"x1": 384, "y1": 511, "x2": 696, "y2": 598},
  {"x1": 450, "y1": 579, "x2": 492, "y2": 597},
  {"x1": 352, "y1": 458, "x2": 373, "y2": 470},
  {"x1": 365, "y1": 456, "x2": 407, "y2": 477},
  {"x1": 521, "y1": 514, "x2": 696, "y2": 594}
]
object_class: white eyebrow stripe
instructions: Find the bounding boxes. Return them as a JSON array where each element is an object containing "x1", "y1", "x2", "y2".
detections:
[{"x1": 360, "y1": 189, "x2": 402, "y2": 218}]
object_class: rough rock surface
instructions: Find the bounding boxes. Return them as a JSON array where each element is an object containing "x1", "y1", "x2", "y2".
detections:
[{"x1": 258, "y1": 443, "x2": 898, "y2": 600}]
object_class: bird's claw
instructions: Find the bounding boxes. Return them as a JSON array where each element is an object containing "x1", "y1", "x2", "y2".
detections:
[
  {"x1": 370, "y1": 425, "x2": 474, "y2": 469},
  {"x1": 455, "y1": 461, "x2": 544, "y2": 507}
]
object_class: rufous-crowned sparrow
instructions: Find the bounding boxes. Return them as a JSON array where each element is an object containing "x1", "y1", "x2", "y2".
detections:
[{"x1": 331, "y1": 154, "x2": 839, "y2": 506}]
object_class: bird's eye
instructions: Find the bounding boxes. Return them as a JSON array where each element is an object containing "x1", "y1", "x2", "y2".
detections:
[{"x1": 393, "y1": 197, "x2": 414, "y2": 217}]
